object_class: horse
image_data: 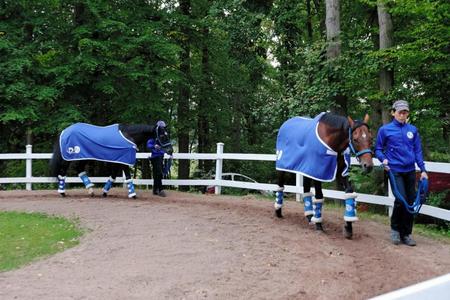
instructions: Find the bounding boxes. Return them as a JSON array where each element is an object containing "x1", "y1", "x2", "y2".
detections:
[
  {"x1": 50, "y1": 122, "x2": 173, "y2": 198},
  {"x1": 275, "y1": 112, "x2": 373, "y2": 239}
]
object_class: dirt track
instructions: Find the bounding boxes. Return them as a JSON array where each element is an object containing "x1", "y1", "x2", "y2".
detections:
[{"x1": 0, "y1": 189, "x2": 449, "y2": 300}]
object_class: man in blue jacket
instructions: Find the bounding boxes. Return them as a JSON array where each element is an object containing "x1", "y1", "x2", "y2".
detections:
[{"x1": 375, "y1": 100, "x2": 428, "y2": 246}]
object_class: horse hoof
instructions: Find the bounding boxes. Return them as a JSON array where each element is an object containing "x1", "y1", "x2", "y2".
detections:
[
  {"x1": 102, "y1": 193, "x2": 108, "y2": 198},
  {"x1": 306, "y1": 215, "x2": 313, "y2": 224},
  {"x1": 344, "y1": 224, "x2": 353, "y2": 240},
  {"x1": 315, "y1": 223, "x2": 324, "y2": 231},
  {"x1": 88, "y1": 188, "x2": 94, "y2": 197},
  {"x1": 275, "y1": 208, "x2": 283, "y2": 218},
  {"x1": 59, "y1": 193, "x2": 66, "y2": 197}
]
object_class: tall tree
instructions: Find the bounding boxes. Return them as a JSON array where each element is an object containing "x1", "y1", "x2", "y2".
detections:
[
  {"x1": 177, "y1": 0, "x2": 192, "y2": 182},
  {"x1": 325, "y1": 0, "x2": 347, "y2": 115},
  {"x1": 376, "y1": 0, "x2": 394, "y2": 126}
]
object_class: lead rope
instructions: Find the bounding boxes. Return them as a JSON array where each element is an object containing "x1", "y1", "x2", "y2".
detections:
[{"x1": 386, "y1": 169, "x2": 428, "y2": 214}]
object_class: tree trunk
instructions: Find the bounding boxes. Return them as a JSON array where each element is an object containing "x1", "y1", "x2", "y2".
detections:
[
  {"x1": 377, "y1": 0, "x2": 394, "y2": 125},
  {"x1": 326, "y1": 0, "x2": 341, "y2": 59},
  {"x1": 306, "y1": 0, "x2": 313, "y2": 41},
  {"x1": 198, "y1": 27, "x2": 213, "y2": 174},
  {"x1": 325, "y1": 0, "x2": 347, "y2": 115},
  {"x1": 177, "y1": 0, "x2": 191, "y2": 185}
]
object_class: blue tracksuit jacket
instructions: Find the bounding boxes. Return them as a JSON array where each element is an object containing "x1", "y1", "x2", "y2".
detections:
[{"x1": 375, "y1": 119, "x2": 426, "y2": 173}]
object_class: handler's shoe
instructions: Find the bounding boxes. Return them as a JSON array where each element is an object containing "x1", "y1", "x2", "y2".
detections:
[
  {"x1": 391, "y1": 230, "x2": 400, "y2": 245},
  {"x1": 401, "y1": 235, "x2": 416, "y2": 246}
]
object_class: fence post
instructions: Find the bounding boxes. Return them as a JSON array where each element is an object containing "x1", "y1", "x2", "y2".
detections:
[
  {"x1": 296, "y1": 173, "x2": 303, "y2": 202},
  {"x1": 215, "y1": 142, "x2": 224, "y2": 195},
  {"x1": 388, "y1": 180, "x2": 394, "y2": 217},
  {"x1": 26, "y1": 144, "x2": 32, "y2": 191}
]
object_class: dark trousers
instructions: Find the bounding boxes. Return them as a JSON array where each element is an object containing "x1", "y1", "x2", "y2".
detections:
[
  {"x1": 150, "y1": 156, "x2": 164, "y2": 194},
  {"x1": 389, "y1": 171, "x2": 416, "y2": 237}
]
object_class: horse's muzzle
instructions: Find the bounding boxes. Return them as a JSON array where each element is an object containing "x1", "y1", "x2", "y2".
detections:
[{"x1": 361, "y1": 164, "x2": 373, "y2": 174}]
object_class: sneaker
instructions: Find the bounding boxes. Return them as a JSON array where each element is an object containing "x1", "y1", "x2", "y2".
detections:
[
  {"x1": 158, "y1": 190, "x2": 167, "y2": 197},
  {"x1": 391, "y1": 230, "x2": 400, "y2": 245},
  {"x1": 401, "y1": 235, "x2": 416, "y2": 246}
]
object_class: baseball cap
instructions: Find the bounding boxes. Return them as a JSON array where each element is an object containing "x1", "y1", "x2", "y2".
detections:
[{"x1": 392, "y1": 100, "x2": 409, "y2": 111}]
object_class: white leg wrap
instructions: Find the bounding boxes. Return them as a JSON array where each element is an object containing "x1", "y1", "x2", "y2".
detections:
[{"x1": 274, "y1": 203, "x2": 283, "y2": 209}]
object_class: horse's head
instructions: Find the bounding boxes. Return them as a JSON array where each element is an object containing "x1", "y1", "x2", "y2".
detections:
[
  {"x1": 348, "y1": 114, "x2": 373, "y2": 173},
  {"x1": 155, "y1": 120, "x2": 173, "y2": 155}
]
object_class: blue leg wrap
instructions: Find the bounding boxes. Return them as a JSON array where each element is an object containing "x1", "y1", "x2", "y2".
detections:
[
  {"x1": 102, "y1": 177, "x2": 115, "y2": 194},
  {"x1": 58, "y1": 175, "x2": 66, "y2": 193},
  {"x1": 126, "y1": 179, "x2": 136, "y2": 198},
  {"x1": 344, "y1": 193, "x2": 358, "y2": 222},
  {"x1": 311, "y1": 199, "x2": 323, "y2": 223},
  {"x1": 303, "y1": 192, "x2": 314, "y2": 216},
  {"x1": 79, "y1": 172, "x2": 93, "y2": 188},
  {"x1": 274, "y1": 187, "x2": 284, "y2": 209}
]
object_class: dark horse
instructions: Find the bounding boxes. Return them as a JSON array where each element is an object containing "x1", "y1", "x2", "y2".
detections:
[
  {"x1": 275, "y1": 112, "x2": 373, "y2": 239},
  {"x1": 50, "y1": 122, "x2": 173, "y2": 198}
]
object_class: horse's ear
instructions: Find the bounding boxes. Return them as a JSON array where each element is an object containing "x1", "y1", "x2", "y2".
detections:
[
  {"x1": 347, "y1": 116, "x2": 355, "y2": 128},
  {"x1": 363, "y1": 114, "x2": 370, "y2": 124}
]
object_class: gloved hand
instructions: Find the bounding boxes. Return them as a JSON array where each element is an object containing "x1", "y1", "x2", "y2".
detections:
[
  {"x1": 420, "y1": 171, "x2": 428, "y2": 180},
  {"x1": 154, "y1": 144, "x2": 161, "y2": 150},
  {"x1": 382, "y1": 159, "x2": 390, "y2": 171}
]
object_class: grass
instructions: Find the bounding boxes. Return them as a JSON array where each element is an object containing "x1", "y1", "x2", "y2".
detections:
[{"x1": 0, "y1": 211, "x2": 84, "y2": 272}]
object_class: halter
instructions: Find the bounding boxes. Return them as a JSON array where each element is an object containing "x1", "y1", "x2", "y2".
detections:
[
  {"x1": 155, "y1": 122, "x2": 172, "y2": 148},
  {"x1": 348, "y1": 123, "x2": 372, "y2": 160}
]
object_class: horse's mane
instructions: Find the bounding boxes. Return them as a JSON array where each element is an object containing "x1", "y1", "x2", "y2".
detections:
[
  {"x1": 320, "y1": 113, "x2": 350, "y2": 131},
  {"x1": 118, "y1": 124, "x2": 155, "y2": 135}
]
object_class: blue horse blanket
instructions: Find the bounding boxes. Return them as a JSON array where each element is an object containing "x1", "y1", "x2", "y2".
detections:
[
  {"x1": 276, "y1": 113, "x2": 340, "y2": 182},
  {"x1": 60, "y1": 123, "x2": 137, "y2": 166}
]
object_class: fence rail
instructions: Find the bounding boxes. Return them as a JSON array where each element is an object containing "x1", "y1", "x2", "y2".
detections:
[{"x1": 0, "y1": 143, "x2": 449, "y2": 222}]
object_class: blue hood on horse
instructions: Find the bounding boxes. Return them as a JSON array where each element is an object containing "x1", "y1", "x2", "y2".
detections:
[{"x1": 60, "y1": 123, "x2": 137, "y2": 166}]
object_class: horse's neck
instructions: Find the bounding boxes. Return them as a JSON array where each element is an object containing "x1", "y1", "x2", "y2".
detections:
[
  {"x1": 120, "y1": 124, "x2": 155, "y2": 145},
  {"x1": 318, "y1": 124, "x2": 349, "y2": 153}
]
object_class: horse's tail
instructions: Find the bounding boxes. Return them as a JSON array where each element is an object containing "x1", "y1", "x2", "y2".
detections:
[{"x1": 50, "y1": 138, "x2": 63, "y2": 177}]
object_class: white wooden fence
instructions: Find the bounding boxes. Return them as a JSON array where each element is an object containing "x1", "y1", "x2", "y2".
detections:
[
  {"x1": 1, "y1": 143, "x2": 450, "y2": 298},
  {"x1": 0, "y1": 143, "x2": 449, "y2": 222}
]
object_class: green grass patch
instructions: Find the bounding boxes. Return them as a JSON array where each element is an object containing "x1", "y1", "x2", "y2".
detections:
[{"x1": 0, "y1": 211, "x2": 84, "y2": 272}]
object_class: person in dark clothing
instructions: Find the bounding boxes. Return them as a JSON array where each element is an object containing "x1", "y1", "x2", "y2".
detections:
[
  {"x1": 147, "y1": 121, "x2": 171, "y2": 197},
  {"x1": 375, "y1": 100, "x2": 428, "y2": 246}
]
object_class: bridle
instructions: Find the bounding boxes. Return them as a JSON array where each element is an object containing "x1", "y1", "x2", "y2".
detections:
[
  {"x1": 156, "y1": 125, "x2": 172, "y2": 148},
  {"x1": 348, "y1": 122, "x2": 372, "y2": 161}
]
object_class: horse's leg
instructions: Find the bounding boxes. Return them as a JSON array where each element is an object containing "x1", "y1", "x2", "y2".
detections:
[
  {"x1": 57, "y1": 160, "x2": 70, "y2": 197},
  {"x1": 77, "y1": 161, "x2": 94, "y2": 196},
  {"x1": 275, "y1": 171, "x2": 285, "y2": 218},
  {"x1": 342, "y1": 176, "x2": 357, "y2": 239},
  {"x1": 311, "y1": 180, "x2": 324, "y2": 231},
  {"x1": 123, "y1": 166, "x2": 136, "y2": 199},
  {"x1": 302, "y1": 177, "x2": 314, "y2": 223},
  {"x1": 338, "y1": 151, "x2": 357, "y2": 239},
  {"x1": 102, "y1": 164, "x2": 118, "y2": 197}
]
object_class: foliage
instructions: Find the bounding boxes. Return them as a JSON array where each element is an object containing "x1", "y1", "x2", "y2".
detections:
[
  {"x1": 0, "y1": 211, "x2": 83, "y2": 272},
  {"x1": 0, "y1": 0, "x2": 448, "y2": 185}
]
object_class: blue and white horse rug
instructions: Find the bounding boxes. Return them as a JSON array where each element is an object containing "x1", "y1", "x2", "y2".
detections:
[{"x1": 60, "y1": 123, "x2": 137, "y2": 166}]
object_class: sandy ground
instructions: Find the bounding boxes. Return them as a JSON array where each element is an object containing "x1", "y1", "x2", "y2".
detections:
[{"x1": 0, "y1": 189, "x2": 449, "y2": 300}]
